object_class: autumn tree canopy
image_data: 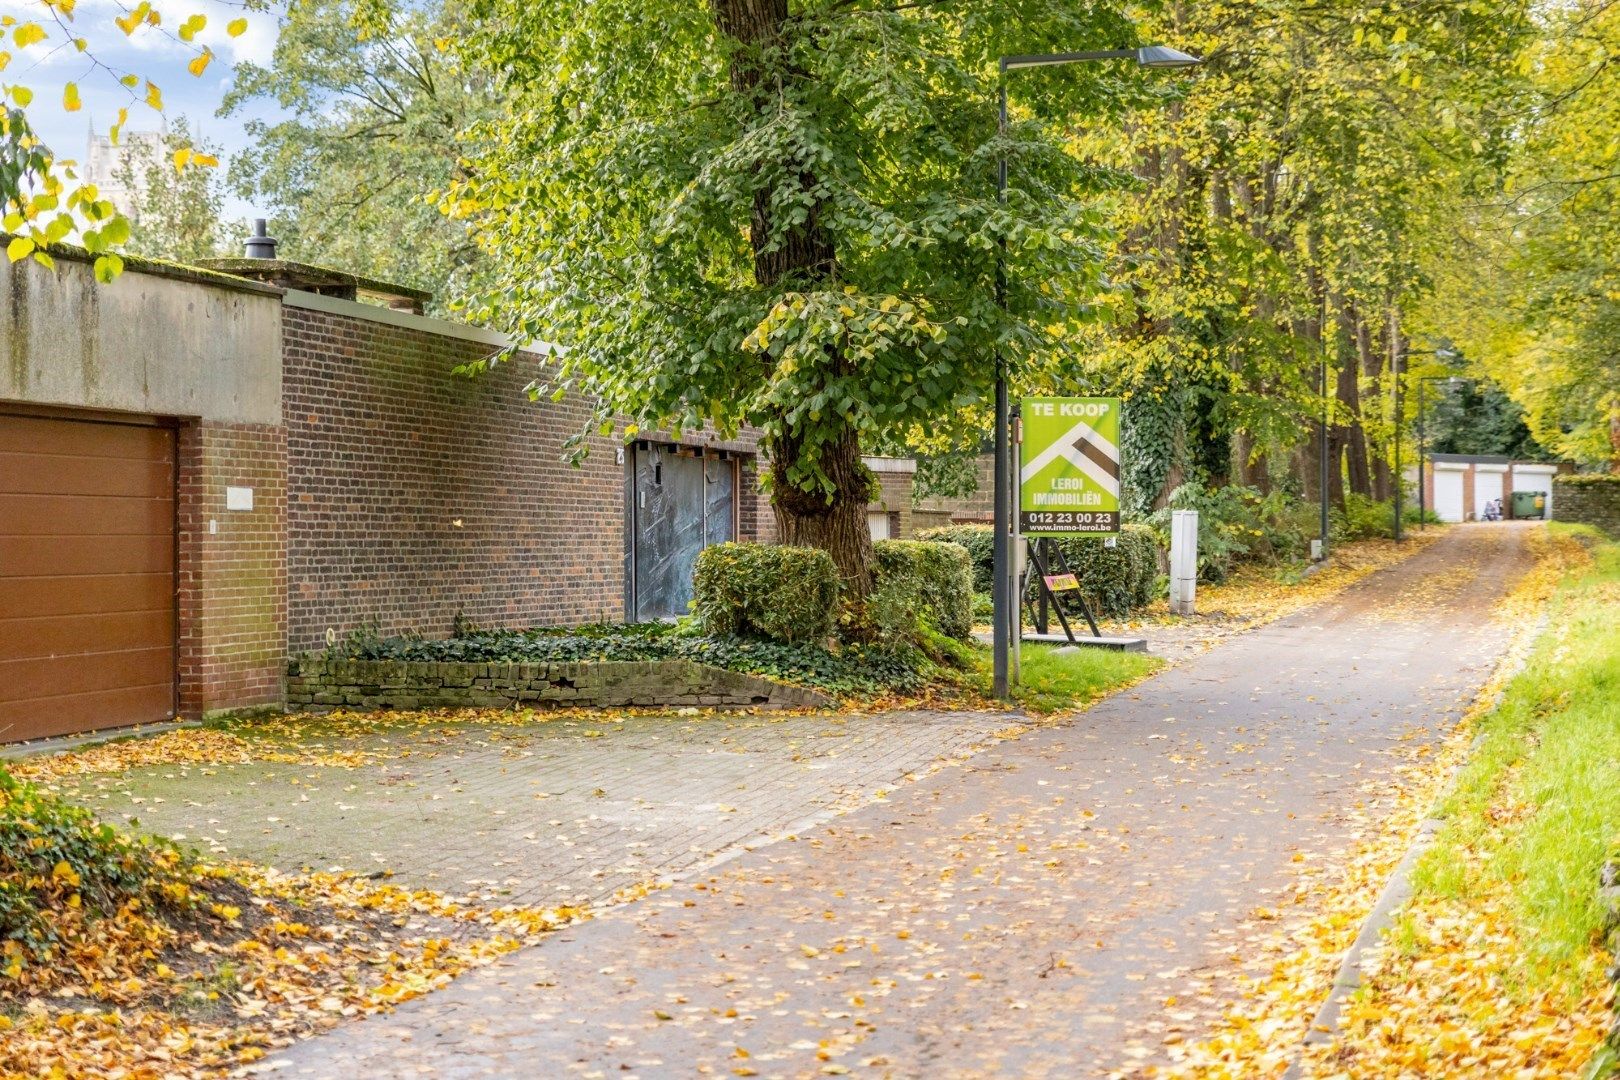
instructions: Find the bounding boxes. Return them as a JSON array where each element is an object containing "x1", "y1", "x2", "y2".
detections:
[{"x1": 444, "y1": 0, "x2": 1163, "y2": 597}]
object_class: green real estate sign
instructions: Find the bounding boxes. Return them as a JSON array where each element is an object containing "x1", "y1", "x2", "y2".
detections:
[{"x1": 1019, "y1": 396, "x2": 1122, "y2": 536}]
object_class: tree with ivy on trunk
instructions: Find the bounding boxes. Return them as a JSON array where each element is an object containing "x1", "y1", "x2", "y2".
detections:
[{"x1": 447, "y1": 0, "x2": 1150, "y2": 607}]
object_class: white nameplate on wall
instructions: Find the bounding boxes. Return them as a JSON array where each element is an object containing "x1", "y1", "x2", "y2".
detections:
[{"x1": 226, "y1": 486, "x2": 254, "y2": 511}]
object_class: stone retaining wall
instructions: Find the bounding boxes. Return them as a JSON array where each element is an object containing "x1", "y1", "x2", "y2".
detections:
[
  {"x1": 1552, "y1": 476, "x2": 1620, "y2": 535},
  {"x1": 285, "y1": 658, "x2": 833, "y2": 712}
]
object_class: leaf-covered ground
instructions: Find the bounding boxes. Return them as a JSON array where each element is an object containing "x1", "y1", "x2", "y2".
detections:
[
  {"x1": 1158, "y1": 523, "x2": 1616, "y2": 1078},
  {"x1": 0, "y1": 781, "x2": 587, "y2": 1078},
  {"x1": 246, "y1": 526, "x2": 1536, "y2": 1078},
  {"x1": 0, "y1": 531, "x2": 1457, "y2": 1078}
]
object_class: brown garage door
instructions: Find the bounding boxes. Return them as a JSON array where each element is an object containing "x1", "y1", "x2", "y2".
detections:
[{"x1": 0, "y1": 412, "x2": 176, "y2": 742}]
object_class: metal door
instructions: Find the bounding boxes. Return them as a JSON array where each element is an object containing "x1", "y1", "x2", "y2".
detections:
[
  {"x1": 629, "y1": 443, "x2": 736, "y2": 621},
  {"x1": 0, "y1": 412, "x2": 177, "y2": 741}
]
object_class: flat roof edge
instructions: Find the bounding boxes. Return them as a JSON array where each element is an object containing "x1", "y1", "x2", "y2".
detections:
[{"x1": 282, "y1": 288, "x2": 557, "y2": 355}]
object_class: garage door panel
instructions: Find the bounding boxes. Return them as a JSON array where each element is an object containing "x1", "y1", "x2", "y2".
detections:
[
  {"x1": 2, "y1": 573, "x2": 172, "y2": 618},
  {"x1": 0, "y1": 648, "x2": 173, "y2": 703},
  {"x1": 0, "y1": 684, "x2": 175, "y2": 743},
  {"x1": 0, "y1": 609, "x2": 174, "y2": 661},
  {"x1": 0, "y1": 452, "x2": 172, "y2": 497},
  {"x1": 0, "y1": 413, "x2": 175, "y2": 741},
  {"x1": 1434, "y1": 471, "x2": 1466, "y2": 523},
  {"x1": 0, "y1": 534, "x2": 174, "y2": 577},
  {"x1": 0, "y1": 416, "x2": 170, "y2": 459},
  {"x1": 0, "y1": 493, "x2": 174, "y2": 537}
]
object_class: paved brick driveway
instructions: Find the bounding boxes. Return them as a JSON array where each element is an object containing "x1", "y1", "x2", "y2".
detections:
[
  {"x1": 257, "y1": 524, "x2": 1538, "y2": 1079},
  {"x1": 59, "y1": 710, "x2": 1020, "y2": 910}
]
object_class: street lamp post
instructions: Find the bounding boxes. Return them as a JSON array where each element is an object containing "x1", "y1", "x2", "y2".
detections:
[
  {"x1": 1392, "y1": 336, "x2": 1404, "y2": 542},
  {"x1": 991, "y1": 44, "x2": 1200, "y2": 702}
]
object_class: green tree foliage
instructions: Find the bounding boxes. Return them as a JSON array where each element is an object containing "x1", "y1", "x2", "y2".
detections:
[
  {"x1": 223, "y1": 0, "x2": 492, "y2": 309},
  {"x1": 1420, "y1": 379, "x2": 1544, "y2": 461},
  {"x1": 1422, "y1": 0, "x2": 1620, "y2": 470},
  {"x1": 1043, "y1": 1, "x2": 1534, "y2": 509},
  {"x1": 2, "y1": 2, "x2": 247, "y2": 281},
  {"x1": 113, "y1": 120, "x2": 241, "y2": 264},
  {"x1": 446, "y1": 0, "x2": 1160, "y2": 596}
]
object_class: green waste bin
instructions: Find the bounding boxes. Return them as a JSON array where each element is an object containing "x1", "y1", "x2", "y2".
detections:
[{"x1": 1511, "y1": 490, "x2": 1546, "y2": 520}]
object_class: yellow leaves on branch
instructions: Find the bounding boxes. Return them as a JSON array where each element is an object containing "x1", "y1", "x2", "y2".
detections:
[
  {"x1": 114, "y1": 1, "x2": 160, "y2": 37},
  {"x1": 11, "y1": 21, "x2": 47, "y2": 48},
  {"x1": 171, "y1": 145, "x2": 219, "y2": 173}
]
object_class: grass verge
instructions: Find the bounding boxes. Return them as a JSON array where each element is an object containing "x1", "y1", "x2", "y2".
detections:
[
  {"x1": 1314, "y1": 522, "x2": 1619, "y2": 1077},
  {"x1": 997, "y1": 642, "x2": 1163, "y2": 715}
]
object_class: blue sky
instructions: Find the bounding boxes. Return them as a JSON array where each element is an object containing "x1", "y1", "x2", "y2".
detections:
[{"x1": 2, "y1": 0, "x2": 285, "y2": 218}]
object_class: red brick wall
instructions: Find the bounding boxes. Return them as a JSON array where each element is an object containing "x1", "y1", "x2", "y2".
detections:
[
  {"x1": 281, "y1": 305, "x2": 771, "y2": 652},
  {"x1": 176, "y1": 422, "x2": 287, "y2": 716},
  {"x1": 739, "y1": 457, "x2": 776, "y2": 545},
  {"x1": 868, "y1": 467, "x2": 916, "y2": 538}
]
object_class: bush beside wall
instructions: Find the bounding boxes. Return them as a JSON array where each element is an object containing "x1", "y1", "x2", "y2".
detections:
[
  {"x1": 922, "y1": 522, "x2": 1159, "y2": 619},
  {"x1": 917, "y1": 525, "x2": 995, "y2": 591},
  {"x1": 871, "y1": 540, "x2": 974, "y2": 641},
  {"x1": 1033, "y1": 526, "x2": 1158, "y2": 619},
  {"x1": 693, "y1": 543, "x2": 839, "y2": 643}
]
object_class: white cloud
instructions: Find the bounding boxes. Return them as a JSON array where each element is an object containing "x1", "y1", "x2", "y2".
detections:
[{"x1": 0, "y1": 0, "x2": 282, "y2": 67}]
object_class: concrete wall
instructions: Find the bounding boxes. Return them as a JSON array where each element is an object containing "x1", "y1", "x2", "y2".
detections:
[{"x1": 2, "y1": 252, "x2": 282, "y2": 425}]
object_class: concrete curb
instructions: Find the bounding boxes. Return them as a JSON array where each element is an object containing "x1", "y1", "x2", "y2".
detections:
[
  {"x1": 0, "y1": 720, "x2": 199, "y2": 762},
  {"x1": 1283, "y1": 593, "x2": 1551, "y2": 1074},
  {"x1": 1282, "y1": 818, "x2": 1441, "y2": 1078}
]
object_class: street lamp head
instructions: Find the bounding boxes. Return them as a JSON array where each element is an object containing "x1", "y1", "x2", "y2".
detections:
[{"x1": 1136, "y1": 45, "x2": 1202, "y2": 69}]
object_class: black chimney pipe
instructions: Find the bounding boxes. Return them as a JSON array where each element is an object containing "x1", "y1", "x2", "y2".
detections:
[{"x1": 245, "y1": 218, "x2": 278, "y2": 259}]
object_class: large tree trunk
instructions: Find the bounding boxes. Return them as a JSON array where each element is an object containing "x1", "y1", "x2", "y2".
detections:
[
  {"x1": 711, "y1": 0, "x2": 872, "y2": 598},
  {"x1": 1362, "y1": 313, "x2": 1391, "y2": 500},
  {"x1": 767, "y1": 426, "x2": 872, "y2": 596},
  {"x1": 1336, "y1": 306, "x2": 1371, "y2": 500}
]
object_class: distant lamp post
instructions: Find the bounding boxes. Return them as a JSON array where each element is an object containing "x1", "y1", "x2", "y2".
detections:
[{"x1": 991, "y1": 43, "x2": 1201, "y2": 702}]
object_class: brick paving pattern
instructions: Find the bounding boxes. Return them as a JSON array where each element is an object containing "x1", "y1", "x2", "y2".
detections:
[
  {"x1": 260, "y1": 524, "x2": 1539, "y2": 1079},
  {"x1": 76, "y1": 710, "x2": 1018, "y2": 911}
]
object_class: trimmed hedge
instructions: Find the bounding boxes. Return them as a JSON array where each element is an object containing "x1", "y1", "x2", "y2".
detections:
[
  {"x1": 871, "y1": 540, "x2": 974, "y2": 641},
  {"x1": 923, "y1": 522, "x2": 1159, "y2": 619},
  {"x1": 1032, "y1": 525, "x2": 1158, "y2": 618},
  {"x1": 693, "y1": 542, "x2": 839, "y2": 643},
  {"x1": 917, "y1": 524, "x2": 995, "y2": 591}
]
